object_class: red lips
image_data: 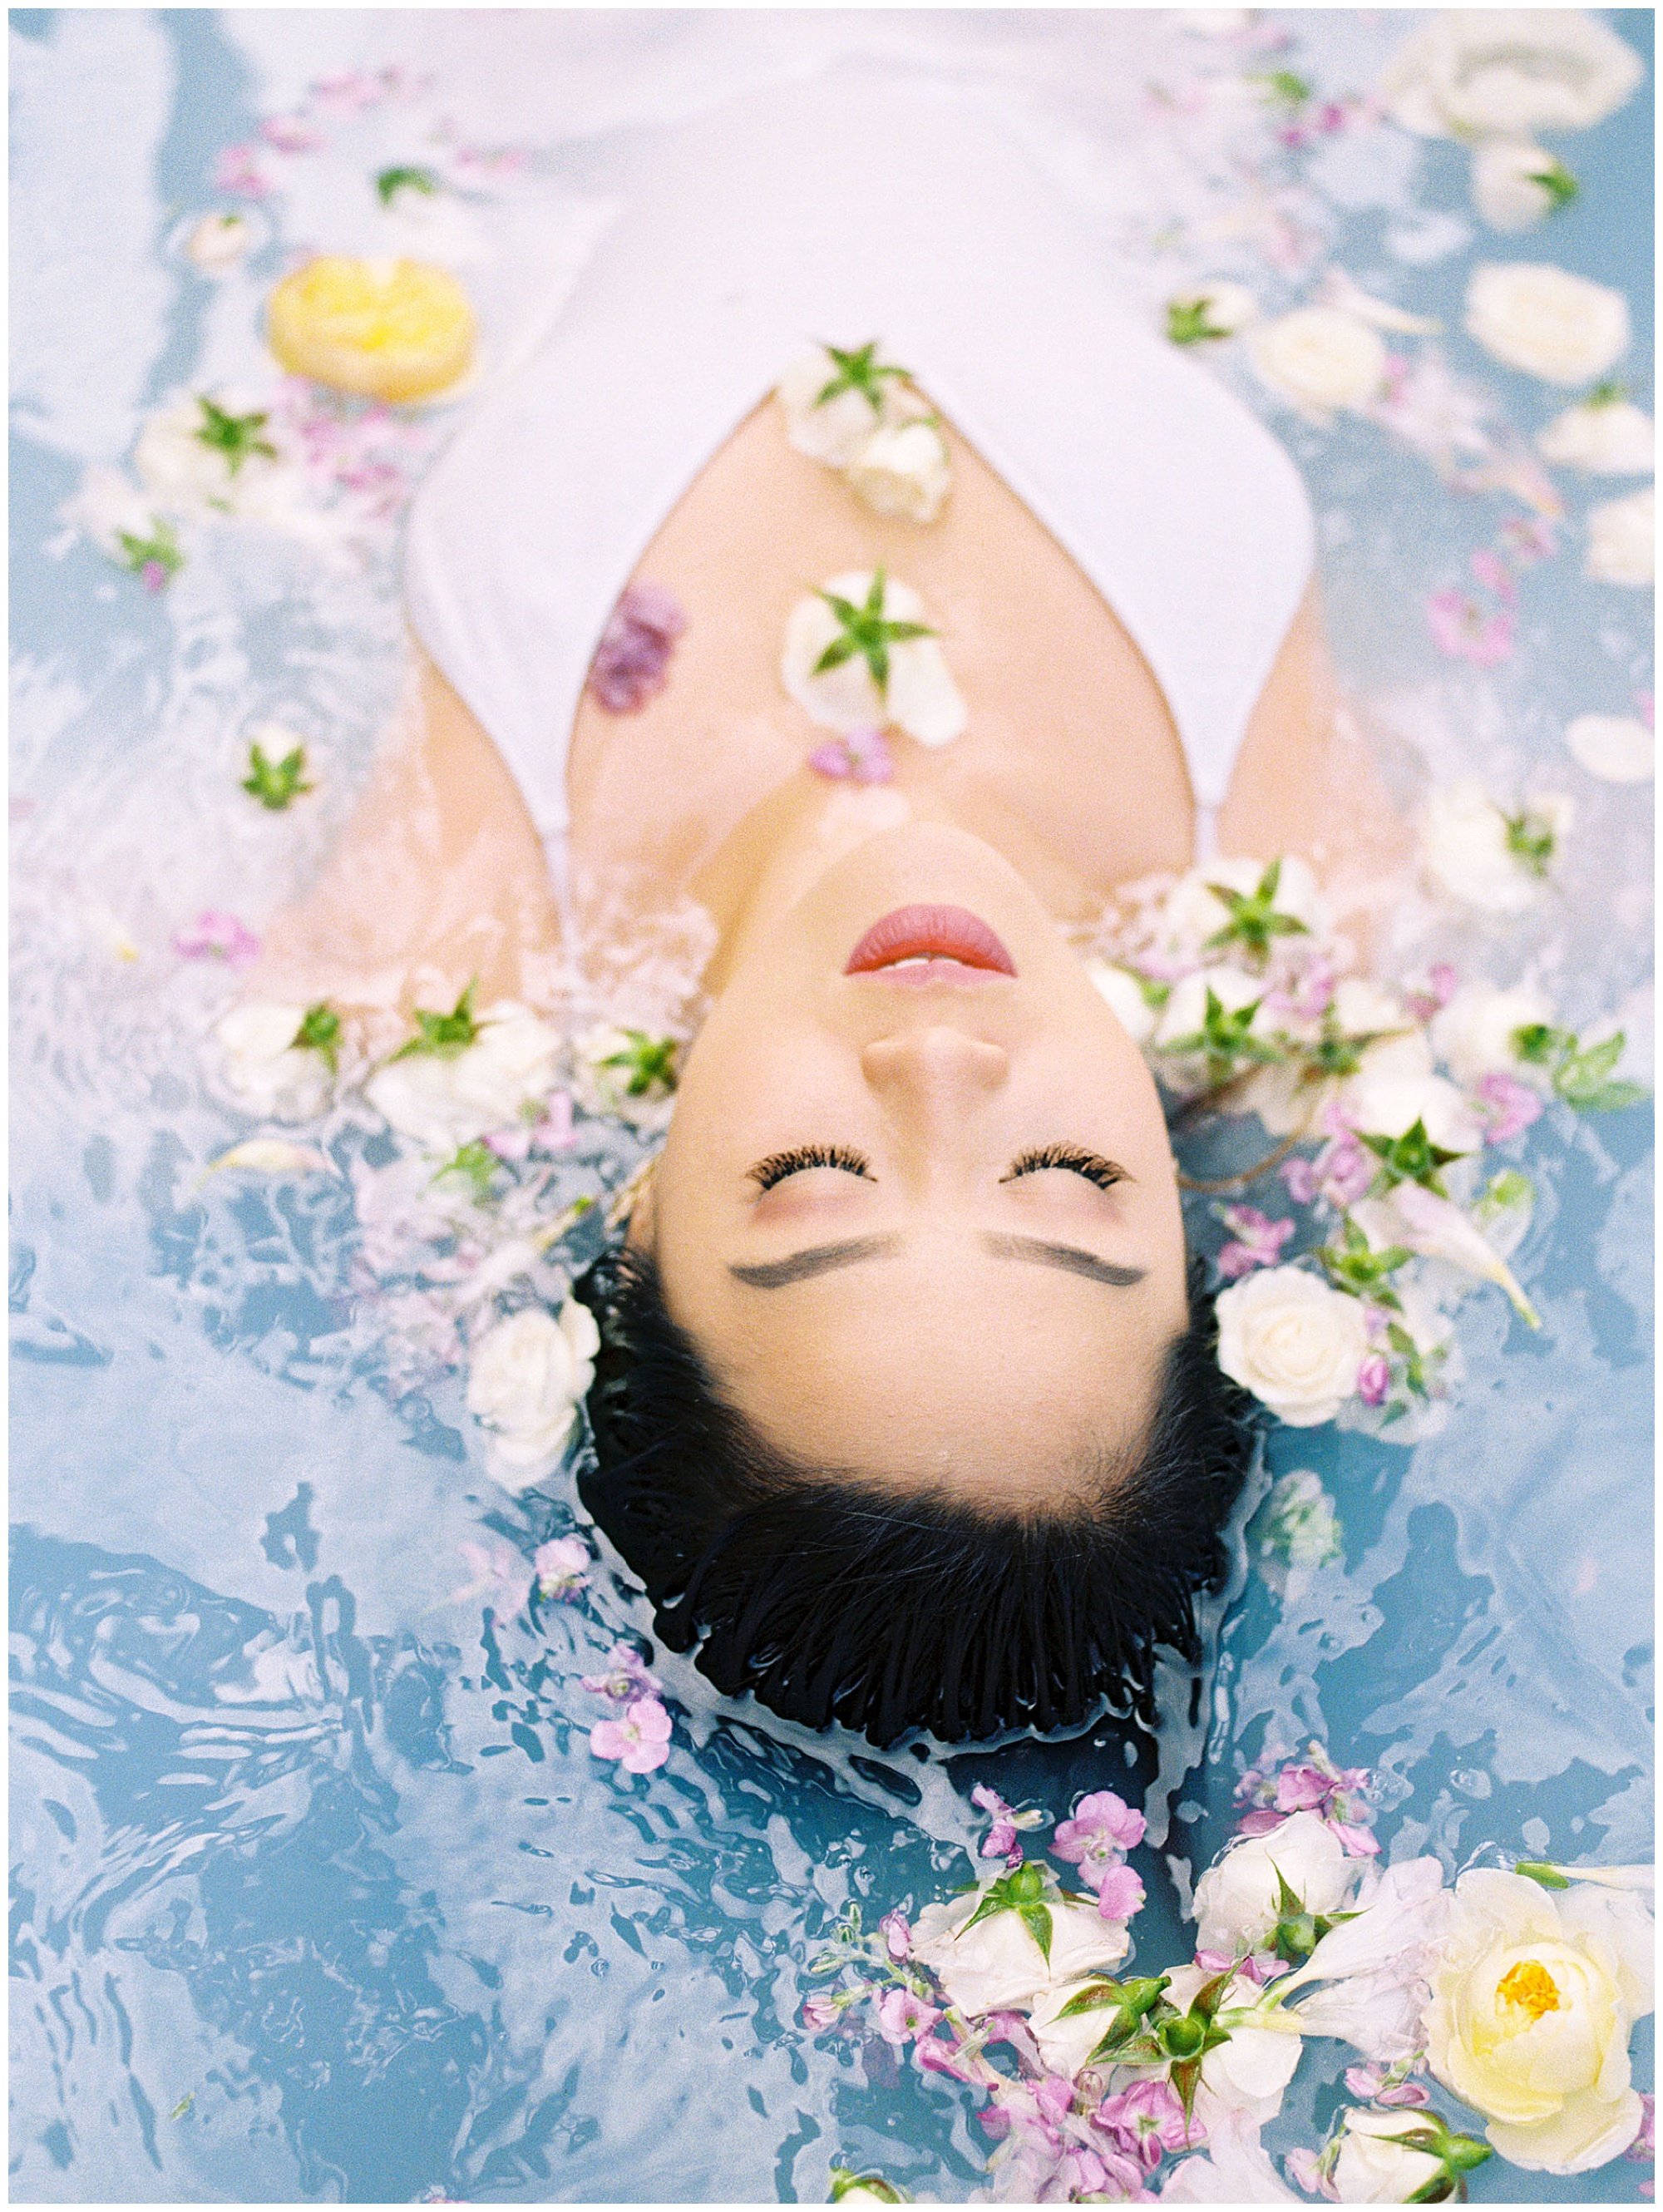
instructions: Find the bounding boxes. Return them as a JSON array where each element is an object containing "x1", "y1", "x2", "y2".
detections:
[{"x1": 844, "y1": 904, "x2": 1017, "y2": 977}]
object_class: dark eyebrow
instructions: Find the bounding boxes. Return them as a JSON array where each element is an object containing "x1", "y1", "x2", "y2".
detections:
[
  {"x1": 728, "y1": 1235, "x2": 902, "y2": 1288},
  {"x1": 981, "y1": 1233, "x2": 1146, "y2": 1287}
]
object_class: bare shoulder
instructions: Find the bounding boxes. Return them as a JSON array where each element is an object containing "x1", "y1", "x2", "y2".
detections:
[
  {"x1": 1216, "y1": 581, "x2": 1412, "y2": 935},
  {"x1": 253, "y1": 649, "x2": 561, "y2": 1018}
]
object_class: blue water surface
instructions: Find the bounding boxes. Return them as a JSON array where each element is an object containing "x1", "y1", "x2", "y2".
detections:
[{"x1": 10, "y1": 10, "x2": 1654, "y2": 2204}]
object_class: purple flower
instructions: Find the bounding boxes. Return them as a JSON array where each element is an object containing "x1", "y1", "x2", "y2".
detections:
[
  {"x1": 1053, "y1": 1790, "x2": 1146, "y2": 1885},
  {"x1": 914, "y1": 2032, "x2": 987, "y2": 2086},
  {"x1": 533, "y1": 1535, "x2": 589, "y2": 1601},
  {"x1": 879, "y1": 1909, "x2": 911, "y2": 1961},
  {"x1": 587, "y1": 581, "x2": 686, "y2": 713},
  {"x1": 1345, "y1": 2062, "x2": 1430, "y2": 2108},
  {"x1": 1405, "y1": 962, "x2": 1459, "y2": 1022},
  {"x1": 173, "y1": 909, "x2": 260, "y2": 966},
  {"x1": 1355, "y1": 1354, "x2": 1391, "y2": 1408},
  {"x1": 1093, "y1": 1862, "x2": 1146, "y2": 1923},
  {"x1": 1477, "y1": 1070, "x2": 1544, "y2": 1144},
  {"x1": 1094, "y1": 2079, "x2": 1200, "y2": 2170},
  {"x1": 876, "y1": 1987, "x2": 941, "y2": 2046},
  {"x1": 1426, "y1": 586, "x2": 1515, "y2": 669},
  {"x1": 580, "y1": 1642, "x2": 659, "y2": 1704},
  {"x1": 590, "y1": 1694, "x2": 672, "y2": 1774},
  {"x1": 807, "y1": 727, "x2": 896, "y2": 784},
  {"x1": 1234, "y1": 1746, "x2": 1379, "y2": 1854},
  {"x1": 802, "y1": 1992, "x2": 844, "y2": 2032},
  {"x1": 1280, "y1": 1155, "x2": 1321, "y2": 1207},
  {"x1": 972, "y1": 1783, "x2": 1026, "y2": 1867},
  {"x1": 1216, "y1": 1205, "x2": 1296, "y2": 1280},
  {"x1": 1626, "y1": 2093, "x2": 1655, "y2": 2164}
]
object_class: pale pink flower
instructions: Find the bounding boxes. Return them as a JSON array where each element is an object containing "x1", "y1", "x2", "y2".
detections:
[
  {"x1": 1469, "y1": 546, "x2": 1517, "y2": 606},
  {"x1": 1502, "y1": 515, "x2": 1557, "y2": 565},
  {"x1": 1626, "y1": 2092, "x2": 1655, "y2": 2164},
  {"x1": 1404, "y1": 962, "x2": 1459, "y2": 1022},
  {"x1": 879, "y1": 1909, "x2": 911, "y2": 1961},
  {"x1": 1052, "y1": 1790, "x2": 1146, "y2": 1900},
  {"x1": 915, "y1": 2032, "x2": 988, "y2": 2086},
  {"x1": 590, "y1": 1694, "x2": 672, "y2": 1774},
  {"x1": 141, "y1": 559, "x2": 170, "y2": 594},
  {"x1": 1476, "y1": 1069, "x2": 1544, "y2": 1143},
  {"x1": 1344, "y1": 2061, "x2": 1430, "y2": 2107},
  {"x1": 973, "y1": 1782, "x2": 1027, "y2": 1867},
  {"x1": 447, "y1": 1538, "x2": 532, "y2": 1618},
  {"x1": 1234, "y1": 1747, "x2": 1378, "y2": 1854},
  {"x1": 876, "y1": 1987, "x2": 941, "y2": 2046},
  {"x1": 1285, "y1": 2144, "x2": 1333, "y2": 2198},
  {"x1": 174, "y1": 910, "x2": 259, "y2": 966},
  {"x1": 801, "y1": 1992, "x2": 844, "y2": 2032},
  {"x1": 1095, "y1": 2078, "x2": 1200, "y2": 2171},
  {"x1": 212, "y1": 143, "x2": 274, "y2": 200},
  {"x1": 1356, "y1": 1353, "x2": 1391, "y2": 1408},
  {"x1": 588, "y1": 581, "x2": 685, "y2": 713},
  {"x1": 1267, "y1": 958, "x2": 1338, "y2": 1024},
  {"x1": 1426, "y1": 586, "x2": 1515, "y2": 667},
  {"x1": 1216, "y1": 1205, "x2": 1297, "y2": 1280},
  {"x1": 309, "y1": 70, "x2": 383, "y2": 113},
  {"x1": 533, "y1": 1535, "x2": 589, "y2": 1600},
  {"x1": 1094, "y1": 1862, "x2": 1147, "y2": 1923},
  {"x1": 808, "y1": 727, "x2": 896, "y2": 783},
  {"x1": 1280, "y1": 1156, "x2": 1321, "y2": 1207},
  {"x1": 580, "y1": 1643, "x2": 659, "y2": 1703},
  {"x1": 259, "y1": 114, "x2": 324, "y2": 154}
]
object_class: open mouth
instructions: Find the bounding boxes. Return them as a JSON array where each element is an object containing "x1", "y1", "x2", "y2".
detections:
[{"x1": 844, "y1": 904, "x2": 1018, "y2": 980}]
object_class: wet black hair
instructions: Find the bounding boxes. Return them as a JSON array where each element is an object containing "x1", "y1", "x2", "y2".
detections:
[{"x1": 575, "y1": 1247, "x2": 1255, "y2": 1748}]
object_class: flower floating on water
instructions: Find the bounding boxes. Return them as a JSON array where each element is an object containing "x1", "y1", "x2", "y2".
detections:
[
  {"x1": 1165, "y1": 280, "x2": 1257, "y2": 346},
  {"x1": 807, "y1": 726, "x2": 896, "y2": 784},
  {"x1": 215, "y1": 1000, "x2": 338, "y2": 1119},
  {"x1": 446, "y1": 1538, "x2": 533, "y2": 1619},
  {"x1": 1379, "y1": 11, "x2": 1643, "y2": 139},
  {"x1": 1424, "y1": 1868, "x2": 1655, "y2": 2173},
  {"x1": 1419, "y1": 779, "x2": 1572, "y2": 914},
  {"x1": 1463, "y1": 264, "x2": 1630, "y2": 387},
  {"x1": 776, "y1": 342, "x2": 950, "y2": 521},
  {"x1": 1429, "y1": 980, "x2": 1554, "y2": 1088},
  {"x1": 466, "y1": 1298, "x2": 600, "y2": 1490},
  {"x1": 1425, "y1": 583, "x2": 1513, "y2": 667},
  {"x1": 1585, "y1": 486, "x2": 1655, "y2": 587},
  {"x1": 265, "y1": 254, "x2": 476, "y2": 404},
  {"x1": 1564, "y1": 711, "x2": 1654, "y2": 784},
  {"x1": 590, "y1": 1696, "x2": 673, "y2": 1775},
  {"x1": 587, "y1": 580, "x2": 686, "y2": 714},
  {"x1": 367, "y1": 989, "x2": 562, "y2": 1154},
  {"x1": 1247, "y1": 306, "x2": 1387, "y2": 422},
  {"x1": 782, "y1": 568, "x2": 966, "y2": 748},
  {"x1": 972, "y1": 1783, "x2": 1046, "y2": 1869},
  {"x1": 1256, "y1": 1469, "x2": 1344, "y2": 1575},
  {"x1": 213, "y1": 142, "x2": 275, "y2": 200},
  {"x1": 1537, "y1": 386, "x2": 1654, "y2": 476},
  {"x1": 136, "y1": 393, "x2": 286, "y2": 519},
  {"x1": 532, "y1": 1534, "x2": 590, "y2": 1600},
  {"x1": 1051, "y1": 1790, "x2": 1147, "y2": 1924},
  {"x1": 1233, "y1": 1746, "x2": 1378, "y2": 1858},
  {"x1": 580, "y1": 1643, "x2": 659, "y2": 1705},
  {"x1": 183, "y1": 210, "x2": 256, "y2": 274},
  {"x1": 570, "y1": 1022, "x2": 679, "y2": 1132},
  {"x1": 846, "y1": 417, "x2": 951, "y2": 526},
  {"x1": 1471, "y1": 140, "x2": 1579, "y2": 231},
  {"x1": 911, "y1": 1867, "x2": 1129, "y2": 2019},
  {"x1": 240, "y1": 732, "x2": 313, "y2": 809},
  {"x1": 1216, "y1": 1205, "x2": 1297, "y2": 1280},
  {"x1": 174, "y1": 910, "x2": 260, "y2": 966},
  {"x1": 1215, "y1": 1266, "x2": 1369, "y2": 1427}
]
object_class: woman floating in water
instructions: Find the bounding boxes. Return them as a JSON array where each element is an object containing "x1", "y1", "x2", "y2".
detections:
[{"x1": 259, "y1": 71, "x2": 1414, "y2": 1744}]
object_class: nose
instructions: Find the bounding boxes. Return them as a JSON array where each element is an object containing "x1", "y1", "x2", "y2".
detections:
[{"x1": 861, "y1": 1027, "x2": 1009, "y2": 1138}]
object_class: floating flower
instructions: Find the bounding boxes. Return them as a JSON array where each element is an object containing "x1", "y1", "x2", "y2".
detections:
[
  {"x1": 1471, "y1": 140, "x2": 1578, "y2": 230},
  {"x1": 532, "y1": 1534, "x2": 590, "y2": 1600},
  {"x1": 213, "y1": 142, "x2": 274, "y2": 200},
  {"x1": 175, "y1": 910, "x2": 260, "y2": 966},
  {"x1": 580, "y1": 1642, "x2": 659, "y2": 1704},
  {"x1": 807, "y1": 727, "x2": 896, "y2": 784},
  {"x1": 781, "y1": 568, "x2": 965, "y2": 748},
  {"x1": 1379, "y1": 12, "x2": 1643, "y2": 139},
  {"x1": 1429, "y1": 980, "x2": 1555, "y2": 1088},
  {"x1": 876, "y1": 1987, "x2": 942, "y2": 2047},
  {"x1": 136, "y1": 393, "x2": 285, "y2": 519},
  {"x1": 570, "y1": 1022, "x2": 679, "y2": 1132},
  {"x1": 879, "y1": 1909, "x2": 912, "y2": 1962},
  {"x1": 1463, "y1": 264, "x2": 1630, "y2": 387},
  {"x1": 1247, "y1": 307, "x2": 1387, "y2": 421},
  {"x1": 1424, "y1": 1868, "x2": 1655, "y2": 2174},
  {"x1": 1586, "y1": 486, "x2": 1655, "y2": 587},
  {"x1": 1257, "y1": 1469, "x2": 1344, "y2": 1573},
  {"x1": 1094, "y1": 2079, "x2": 1198, "y2": 2170},
  {"x1": 777, "y1": 342, "x2": 915, "y2": 469},
  {"x1": 1166, "y1": 280, "x2": 1258, "y2": 346},
  {"x1": 1564, "y1": 712, "x2": 1654, "y2": 783},
  {"x1": 466, "y1": 1299, "x2": 599, "y2": 1489},
  {"x1": 1216, "y1": 1207, "x2": 1298, "y2": 1281},
  {"x1": 1537, "y1": 388, "x2": 1654, "y2": 476},
  {"x1": 973, "y1": 1783, "x2": 1044, "y2": 1868},
  {"x1": 590, "y1": 1695, "x2": 673, "y2": 1775},
  {"x1": 1425, "y1": 585, "x2": 1514, "y2": 667},
  {"x1": 1326, "y1": 2106, "x2": 1492, "y2": 2202},
  {"x1": 1419, "y1": 780, "x2": 1572, "y2": 914},
  {"x1": 1215, "y1": 1268, "x2": 1370, "y2": 1427},
  {"x1": 1345, "y1": 1070, "x2": 1485, "y2": 1168},
  {"x1": 1193, "y1": 1810, "x2": 1359, "y2": 1960},
  {"x1": 446, "y1": 1538, "x2": 533, "y2": 1618},
  {"x1": 265, "y1": 254, "x2": 476, "y2": 404},
  {"x1": 846, "y1": 418, "x2": 951, "y2": 525},
  {"x1": 183, "y1": 211, "x2": 256, "y2": 274},
  {"x1": 587, "y1": 580, "x2": 686, "y2": 714},
  {"x1": 215, "y1": 1000, "x2": 336, "y2": 1119},
  {"x1": 367, "y1": 994, "x2": 561, "y2": 1154},
  {"x1": 910, "y1": 1874, "x2": 1128, "y2": 2018},
  {"x1": 1159, "y1": 2109, "x2": 1296, "y2": 2202}
]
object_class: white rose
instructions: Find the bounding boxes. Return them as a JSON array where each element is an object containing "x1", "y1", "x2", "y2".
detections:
[
  {"x1": 781, "y1": 570, "x2": 965, "y2": 747},
  {"x1": 1345, "y1": 1069, "x2": 1485, "y2": 1156},
  {"x1": 776, "y1": 348, "x2": 889, "y2": 469},
  {"x1": 571, "y1": 1021, "x2": 678, "y2": 1133},
  {"x1": 1419, "y1": 779, "x2": 1570, "y2": 914},
  {"x1": 1154, "y1": 1966, "x2": 1305, "y2": 2128},
  {"x1": 1216, "y1": 1269, "x2": 1370, "y2": 1427},
  {"x1": 466, "y1": 1299, "x2": 600, "y2": 1489},
  {"x1": 1248, "y1": 308, "x2": 1387, "y2": 420},
  {"x1": 1471, "y1": 141, "x2": 1577, "y2": 231},
  {"x1": 1193, "y1": 1811, "x2": 1359, "y2": 1957},
  {"x1": 1537, "y1": 396, "x2": 1654, "y2": 475},
  {"x1": 1168, "y1": 279, "x2": 1259, "y2": 342},
  {"x1": 215, "y1": 1001, "x2": 332, "y2": 1121},
  {"x1": 846, "y1": 419, "x2": 950, "y2": 524},
  {"x1": 135, "y1": 393, "x2": 284, "y2": 517},
  {"x1": 1330, "y1": 980, "x2": 1433, "y2": 1083},
  {"x1": 1153, "y1": 962, "x2": 1268, "y2": 1049},
  {"x1": 1463, "y1": 263, "x2": 1629, "y2": 385},
  {"x1": 910, "y1": 1889, "x2": 1127, "y2": 2018},
  {"x1": 183, "y1": 211, "x2": 254, "y2": 274},
  {"x1": 1430, "y1": 981, "x2": 1553, "y2": 1087},
  {"x1": 1158, "y1": 2109, "x2": 1300, "y2": 2202},
  {"x1": 1330, "y1": 2110, "x2": 1447, "y2": 2205},
  {"x1": 1424, "y1": 1869, "x2": 1654, "y2": 2174},
  {"x1": 367, "y1": 1003, "x2": 559, "y2": 1153},
  {"x1": 1564, "y1": 712, "x2": 1654, "y2": 783},
  {"x1": 1380, "y1": 11, "x2": 1643, "y2": 139},
  {"x1": 1086, "y1": 960, "x2": 1159, "y2": 1045},
  {"x1": 1586, "y1": 486, "x2": 1655, "y2": 586}
]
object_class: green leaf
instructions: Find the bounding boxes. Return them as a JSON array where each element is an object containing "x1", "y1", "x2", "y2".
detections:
[
  {"x1": 1019, "y1": 1903, "x2": 1053, "y2": 1963},
  {"x1": 434, "y1": 1139, "x2": 499, "y2": 1203},
  {"x1": 1570, "y1": 1080, "x2": 1647, "y2": 1113},
  {"x1": 292, "y1": 1002, "x2": 341, "y2": 1074},
  {"x1": 170, "y1": 2095, "x2": 194, "y2": 2121},
  {"x1": 1514, "y1": 1859, "x2": 1572, "y2": 1890},
  {"x1": 391, "y1": 980, "x2": 481, "y2": 1062},
  {"x1": 194, "y1": 395, "x2": 276, "y2": 477},
  {"x1": 376, "y1": 164, "x2": 439, "y2": 206},
  {"x1": 1166, "y1": 299, "x2": 1228, "y2": 347},
  {"x1": 597, "y1": 1029, "x2": 678, "y2": 1097},
  {"x1": 1259, "y1": 67, "x2": 1312, "y2": 106},
  {"x1": 241, "y1": 741, "x2": 314, "y2": 811}
]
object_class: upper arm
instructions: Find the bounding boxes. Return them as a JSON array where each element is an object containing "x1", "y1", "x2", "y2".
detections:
[{"x1": 252, "y1": 649, "x2": 562, "y2": 1017}]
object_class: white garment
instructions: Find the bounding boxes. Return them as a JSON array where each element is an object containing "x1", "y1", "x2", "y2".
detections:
[{"x1": 405, "y1": 70, "x2": 1315, "y2": 852}]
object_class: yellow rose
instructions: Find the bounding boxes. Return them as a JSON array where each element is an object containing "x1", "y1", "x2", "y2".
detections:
[{"x1": 1424, "y1": 1869, "x2": 1654, "y2": 2174}]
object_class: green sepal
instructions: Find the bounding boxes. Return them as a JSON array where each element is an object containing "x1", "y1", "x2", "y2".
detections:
[
  {"x1": 194, "y1": 395, "x2": 276, "y2": 477},
  {"x1": 292, "y1": 1002, "x2": 341, "y2": 1074},
  {"x1": 1019, "y1": 1903, "x2": 1053, "y2": 1963},
  {"x1": 434, "y1": 1139, "x2": 499, "y2": 1203},
  {"x1": 1167, "y1": 298, "x2": 1229, "y2": 347},
  {"x1": 116, "y1": 518, "x2": 185, "y2": 580},
  {"x1": 811, "y1": 567, "x2": 935, "y2": 696},
  {"x1": 596, "y1": 1029, "x2": 679, "y2": 1097},
  {"x1": 391, "y1": 980, "x2": 480, "y2": 1061},
  {"x1": 812, "y1": 340, "x2": 911, "y2": 414},
  {"x1": 241, "y1": 741, "x2": 313, "y2": 811},
  {"x1": 1360, "y1": 1118, "x2": 1462, "y2": 1197},
  {"x1": 1513, "y1": 1859, "x2": 1571, "y2": 1890},
  {"x1": 1201, "y1": 859, "x2": 1310, "y2": 965},
  {"x1": 377, "y1": 164, "x2": 438, "y2": 205}
]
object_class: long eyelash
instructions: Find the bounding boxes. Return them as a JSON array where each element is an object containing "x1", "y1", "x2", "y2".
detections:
[
  {"x1": 748, "y1": 1143, "x2": 875, "y2": 1191},
  {"x1": 1002, "y1": 1143, "x2": 1126, "y2": 1192}
]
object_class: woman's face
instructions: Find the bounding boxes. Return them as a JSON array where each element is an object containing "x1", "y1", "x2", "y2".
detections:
[{"x1": 639, "y1": 822, "x2": 1189, "y2": 1506}]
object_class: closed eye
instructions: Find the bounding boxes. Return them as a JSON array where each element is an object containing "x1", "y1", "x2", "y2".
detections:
[
  {"x1": 1000, "y1": 1143, "x2": 1127, "y2": 1192},
  {"x1": 748, "y1": 1143, "x2": 875, "y2": 1191}
]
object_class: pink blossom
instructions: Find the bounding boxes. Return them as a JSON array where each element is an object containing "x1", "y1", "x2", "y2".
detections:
[
  {"x1": 587, "y1": 581, "x2": 686, "y2": 713},
  {"x1": 1216, "y1": 1205, "x2": 1297, "y2": 1279},
  {"x1": 876, "y1": 1987, "x2": 941, "y2": 2046},
  {"x1": 212, "y1": 143, "x2": 274, "y2": 200},
  {"x1": 1285, "y1": 2145, "x2": 1334, "y2": 2199},
  {"x1": 580, "y1": 1642, "x2": 660, "y2": 1703},
  {"x1": 1469, "y1": 546, "x2": 1517, "y2": 606},
  {"x1": 173, "y1": 910, "x2": 259, "y2": 966},
  {"x1": 1476, "y1": 1070, "x2": 1544, "y2": 1144},
  {"x1": 1094, "y1": 1862, "x2": 1147, "y2": 1923},
  {"x1": 140, "y1": 559, "x2": 170, "y2": 594},
  {"x1": 1426, "y1": 586, "x2": 1515, "y2": 668},
  {"x1": 1234, "y1": 1747, "x2": 1378, "y2": 1854},
  {"x1": 533, "y1": 1535, "x2": 589, "y2": 1600},
  {"x1": 1280, "y1": 1156, "x2": 1321, "y2": 1207},
  {"x1": 973, "y1": 1783, "x2": 1026, "y2": 1867},
  {"x1": 1404, "y1": 962, "x2": 1459, "y2": 1022},
  {"x1": 802, "y1": 1992, "x2": 844, "y2": 2032},
  {"x1": 879, "y1": 1909, "x2": 911, "y2": 1961},
  {"x1": 807, "y1": 727, "x2": 896, "y2": 783},
  {"x1": 447, "y1": 1538, "x2": 533, "y2": 1617},
  {"x1": 914, "y1": 2032, "x2": 988, "y2": 2086},
  {"x1": 1267, "y1": 958, "x2": 1338, "y2": 1025},
  {"x1": 1345, "y1": 2062, "x2": 1430, "y2": 2108},
  {"x1": 1356, "y1": 1354, "x2": 1390, "y2": 1407},
  {"x1": 259, "y1": 114, "x2": 324, "y2": 154},
  {"x1": 1626, "y1": 2093, "x2": 1655, "y2": 2164},
  {"x1": 1095, "y1": 2079, "x2": 1200, "y2": 2171},
  {"x1": 1315, "y1": 1130, "x2": 1373, "y2": 1209},
  {"x1": 1052, "y1": 1790, "x2": 1147, "y2": 1899},
  {"x1": 1502, "y1": 515, "x2": 1558, "y2": 565},
  {"x1": 590, "y1": 1694, "x2": 672, "y2": 1774},
  {"x1": 309, "y1": 70, "x2": 384, "y2": 114}
]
